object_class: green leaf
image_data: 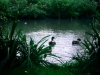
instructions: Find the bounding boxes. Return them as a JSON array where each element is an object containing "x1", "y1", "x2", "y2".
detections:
[{"x1": 9, "y1": 21, "x2": 18, "y2": 40}]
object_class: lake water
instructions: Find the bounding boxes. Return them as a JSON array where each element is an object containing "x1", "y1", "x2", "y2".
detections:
[{"x1": 10, "y1": 19, "x2": 93, "y2": 64}]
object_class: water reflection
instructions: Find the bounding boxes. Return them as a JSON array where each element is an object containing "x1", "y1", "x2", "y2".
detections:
[
  {"x1": 16, "y1": 19, "x2": 92, "y2": 64},
  {"x1": 26, "y1": 29, "x2": 84, "y2": 63}
]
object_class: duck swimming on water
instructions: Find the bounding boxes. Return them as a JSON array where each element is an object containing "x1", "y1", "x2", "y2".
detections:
[
  {"x1": 72, "y1": 38, "x2": 81, "y2": 45},
  {"x1": 48, "y1": 37, "x2": 56, "y2": 52},
  {"x1": 49, "y1": 37, "x2": 56, "y2": 47}
]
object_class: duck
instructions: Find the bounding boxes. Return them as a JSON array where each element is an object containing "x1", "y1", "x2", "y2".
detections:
[
  {"x1": 72, "y1": 38, "x2": 81, "y2": 45},
  {"x1": 49, "y1": 37, "x2": 56, "y2": 47}
]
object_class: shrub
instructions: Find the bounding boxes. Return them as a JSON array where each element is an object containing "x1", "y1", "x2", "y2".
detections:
[
  {"x1": 45, "y1": 0, "x2": 70, "y2": 18},
  {"x1": 8, "y1": 0, "x2": 27, "y2": 19},
  {"x1": 0, "y1": 0, "x2": 9, "y2": 24},
  {"x1": 45, "y1": 0, "x2": 97, "y2": 18},
  {"x1": 77, "y1": 0, "x2": 97, "y2": 17},
  {"x1": 21, "y1": 4, "x2": 46, "y2": 19}
]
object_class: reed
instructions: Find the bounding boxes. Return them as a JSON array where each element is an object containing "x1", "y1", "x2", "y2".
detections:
[
  {"x1": 71, "y1": 19, "x2": 100, "y2": 74},
  {"x1": 0, "y1": 20, "x2": 63, "y2": 75}
]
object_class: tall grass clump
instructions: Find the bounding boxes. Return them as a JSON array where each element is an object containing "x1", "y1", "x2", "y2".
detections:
[
  {"x1": 83, "y1": 21, "x2": 100, "y2": 70},
  {"x1": 71, "y1": 19, "x2": 100, "y2": 75},
  {"x1": 0, "y1": 20, "x2": 61, "y2": 74}
]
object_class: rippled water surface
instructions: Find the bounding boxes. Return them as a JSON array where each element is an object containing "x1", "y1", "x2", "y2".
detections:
[{"x1": 12, "y1": 19, "x2": 92, "y2": 63}]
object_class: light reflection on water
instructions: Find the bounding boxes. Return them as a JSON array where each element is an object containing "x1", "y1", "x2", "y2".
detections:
[
  {"x1": 15, "y1": 19, "x2": 92, "y2": 64},
  {"x1": 26, "y1": 29, "x2": 85, "y2": 64}
]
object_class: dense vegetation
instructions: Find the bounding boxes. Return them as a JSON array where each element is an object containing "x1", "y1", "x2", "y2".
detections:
[
  {"x1": 0, "y1": 19, "x2": 100, "y2": 75},
  {"x1": 0, "y1": 0, "x2": 100, "y2": 22},
  {"x1": 0, "y1": 0, "x2": 100, "y2": 75}
]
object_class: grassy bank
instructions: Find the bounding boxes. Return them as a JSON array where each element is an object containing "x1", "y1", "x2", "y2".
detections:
[{"x1": 0, "y1": 0, "x2": 99, "y2": 23}]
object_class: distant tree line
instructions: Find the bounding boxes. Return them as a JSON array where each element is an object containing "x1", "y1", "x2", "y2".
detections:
[{"x1": 0, "y1": 0, "x2": 100, "y2": 23}]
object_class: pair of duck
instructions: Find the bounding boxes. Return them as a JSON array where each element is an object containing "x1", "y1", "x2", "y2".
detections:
[
  {"x1": 49, "y1": 37, "x2": 81, "y2": 46},
  {"x1": 48, "y1": 37, "x2": 81, "y2": 52}
]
